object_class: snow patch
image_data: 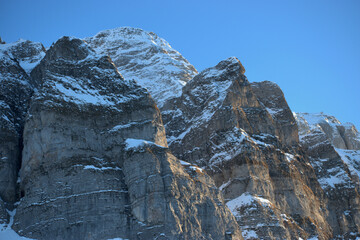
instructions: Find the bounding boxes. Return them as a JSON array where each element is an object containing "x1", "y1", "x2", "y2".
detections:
[
  {"x1": 125, "y1": 138, "x2": 166, "y2": 151},
  {"x1": 0, "y1": 209, "x2": 35, "y2": 239},
  {"x1": 241, "y1": 229, "x2": 258, "y2": 239}
]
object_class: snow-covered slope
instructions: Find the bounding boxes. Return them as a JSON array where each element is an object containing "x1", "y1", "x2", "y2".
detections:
[
  {"x1": 84, "y1": 27, "x2": 198, "y2": 108},
  {"x1": 0, "y1": 39, "x2": 45, "y2": 75}
]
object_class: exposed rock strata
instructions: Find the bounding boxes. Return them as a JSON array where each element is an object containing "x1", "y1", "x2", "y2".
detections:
[
  {"x1": 12, "y1": 37, "x2": 241, "y2": 240},
  {"x1": 294, "y1": 113, "x2": 360, "y2": 238},
  {"x1": 0, "y1": 41, "x2": 43, "y2": 213},
  {"x1": 162, "y1": 58, "x2": 333, "y2": 239}
]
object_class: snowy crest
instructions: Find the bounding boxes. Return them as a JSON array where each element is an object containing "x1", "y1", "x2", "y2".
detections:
[{"x1": 84, "y1": 27, "x2": 198, "y2": 108}]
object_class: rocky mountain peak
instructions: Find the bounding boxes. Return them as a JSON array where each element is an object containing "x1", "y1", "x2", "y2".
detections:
[
  {"x1": 84, "y1": 27, "x2": 198, "y2": 108},
  {"x1": 0, "y1": 38, "x2": 45, "y2": 74},
  {"x1": 45, "y1": 36, "x2": 96, "y2": 61}
]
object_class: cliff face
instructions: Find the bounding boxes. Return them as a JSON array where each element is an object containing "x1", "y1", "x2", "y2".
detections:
[
  {"x1": 294, "y1": 112, "x2": 360, "y2": 237},
  {"x1": 0, "y1": 27, "x2": 359, "y2": 240},
  {"x1": 162, "y1": 57, "x2": 334, "y2": 239},
  {"x1": 0, "y1": 40, "x2": 44, "y2": 225},
  {"x1": 10, "y1": 37, "x2": 241, "y2": 240}
]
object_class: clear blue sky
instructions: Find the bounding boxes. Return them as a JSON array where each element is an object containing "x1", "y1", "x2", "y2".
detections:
[{"x1": 1, "y1": 0, "x2": 359, "y2": 128}]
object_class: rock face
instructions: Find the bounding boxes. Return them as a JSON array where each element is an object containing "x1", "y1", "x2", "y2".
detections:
[
  {"x1": 84, "y1": 27, "x2": 198, "y2": 108},
  {"x1": 12, "y1": 37, "x2": 241, "y2": 240},
  {"x1": 162, "y1": 58, "x2": 335, "y2": 239},
  {"x1": 294, "y1": 112, "x2": 360, "y2": 237},
  {"x1": 0, "y1": 40, "x2": 44, "y2": 217},
  {"x1": 251, "y1": 81, "x2": 299, "y2": 147},
  {"x1": 0, "y1": 39, "x2": 45, "y2": 75},
  {"x1": 295, "y1": 112, "x2": 360, "y2": 150},
  {"x1": 1, "y1": 27, "x2": 360, "y2": 240}
]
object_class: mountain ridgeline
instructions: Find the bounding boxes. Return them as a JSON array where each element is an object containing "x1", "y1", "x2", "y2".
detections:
[{"x1": 0, "y1": 27, "x2": 359, "y2": 240}]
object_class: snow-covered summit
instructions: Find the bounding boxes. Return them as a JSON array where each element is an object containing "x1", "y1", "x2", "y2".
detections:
[{"x1": 84, "y1": 27, "x2": 198, "y2": 108}]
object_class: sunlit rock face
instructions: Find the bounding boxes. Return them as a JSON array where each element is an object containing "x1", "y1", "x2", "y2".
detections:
[
  {"x1": 1, "y1": 27, "x2": 360, "y2": 240},
  {"x1": 84, "y1": 27, "x2": 198, "y2": 109},
  {"x1": 162, "y1": 57, "x2": 335, "y2": 239},
  {"x1": 11, "y1": 37, "x2": 241, "y2": 240}
]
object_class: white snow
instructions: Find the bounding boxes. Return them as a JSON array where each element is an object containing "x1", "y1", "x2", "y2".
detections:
[
  {"x1": 124, "y1": 138, "x2": 166, "y2": 151},
  {"x1": 82, "y1": 165, "x2": 121, "y2": 171},
  {"x1": 285, "y1": 153, "x2": 295, "y2": 162},
  {"x1": 179, "y1": 160, "x2": 191, "y2": 166},
  {"x1": 84, "y1": 27, "x2": 197, "y2": 108},
  {"x1": 227, "y1": 192, "x2": 273, "y2": 218},
  {"x1": 241, "y1": 229, "x2": 258, "y2": 239},
  {"x1": 335, "y1": 148, "x2": 360, "y2": 179},
  {"x1": 0, "y1": 210, "x2": 35, "y2": 239},
  {"x1": 109, "y1": 120, "x2": 152, "y2": 132},
  {"x1": 318, "y1": 171, "x2": 349, "y2": 189},
  {"x1": 266, "y1": 107, "x2": 282, "y2": 116},
  {"x1": 179, "y1": 160, "x2": 203, "y2": 173}
]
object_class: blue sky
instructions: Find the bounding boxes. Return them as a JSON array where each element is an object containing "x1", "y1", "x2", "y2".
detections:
[{"x1": 1, "y1": 0, "x2": 359, "y2": 128}]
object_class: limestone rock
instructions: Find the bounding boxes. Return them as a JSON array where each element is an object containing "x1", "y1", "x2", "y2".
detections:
[
  {"x1": 84, "y1": 27, "x2": 198, "y2": 108},
  {"x1": 294, "y1": 112, "x2": 360, "y2": 150},
  {"x1": 13, "y1": 37, "x2": 241, "y2": 240},
  {"x1": 251, "y1": 81, "x2": 299, "y2": 146},
  {"x1": 163, "y1": 57, "x2": 332, "y2": 239},
  {"x1": 0, "y1": 44, "x2": 35, "y2": 207},
  {"x1": 294, "y1": 113, "x2": 360, "y2": 237}
]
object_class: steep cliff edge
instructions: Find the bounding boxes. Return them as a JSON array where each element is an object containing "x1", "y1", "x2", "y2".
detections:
[
  {"x1": 163, "y1": 57, "x2": 333, "y2": 239},
  {"x1": 12, "y1": 37, "x2": 241, "y2": 240},
  {"x1": 294, "y1": 112, "x2": 360, "y2": 237},
  {"x1": 0, "y1": 40, "x2": 45, "y2": 225}
]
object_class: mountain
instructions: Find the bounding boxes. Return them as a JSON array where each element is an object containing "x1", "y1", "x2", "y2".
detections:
[
  {"x1": 162, "y1": 57, "x2": 334, "y2": 239},
  {"x1": 0, "y1": 27, "x2": 359, "y2": 239},
  {"x1": 2, "y1": 36, "x2": 241, "y2": 240},
  {"x1": 84, "y1": 27, "x2": 198, "y2": 109}
]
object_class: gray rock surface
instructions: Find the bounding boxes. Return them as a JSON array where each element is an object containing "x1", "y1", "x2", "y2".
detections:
[
  {"x1": 251, "y1": 81, "x2": 299, "y2": 146},
  {"x1": 295, "y1": 112, "x2": 360, "y2": 150},
  {"x1": 84, "y1": 27, "x2": 198, "y2": 108},
  {"x1": 162, "y1": 57, "x2": 333, "y2": 239},
  {"x1": 294, "y1": 113, "x2": 360, "y2": 238},
  {"x1": 13, "y1": 37, "x2": 241, "y2": 240},
  {"x1": 0, "y1": 41, "x2": 39, "y2": 209}
]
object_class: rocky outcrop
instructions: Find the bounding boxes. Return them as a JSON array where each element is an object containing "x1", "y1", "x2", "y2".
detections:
[
  {"x1": 84, "y1": 27, "x2": 198, "y2": 108},
  {"x1": 12, "y1": 37, "x2": 241, "y2": 240},
  {"x1": 294, "y1": 113, "x2": 360, "y2": 238},
  {"x1": 0, "y1": 39, "x2": 45, "y2": 75},
  {"x1": 162, "y1": 57, "x2": 333, "y2": 239},
  {"x1": 251, "y1": 81, "x2": 299, "y2": 147},
  {"x1": 295, "y1": 112, "x2": 360, "y2": 150},
  {"x1": 0, "y1": 42, "x2": 39, "y2": 216}
]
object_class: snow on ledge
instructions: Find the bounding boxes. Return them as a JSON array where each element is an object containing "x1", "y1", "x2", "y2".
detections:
[{"x1": 125, "y1": 138, "x2": 166, "y2": 151}]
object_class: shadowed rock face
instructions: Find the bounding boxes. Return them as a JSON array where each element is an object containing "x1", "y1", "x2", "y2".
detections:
[
  {"x1": 13, "y1": 37, "x2": 242, "y2": 240},
  {"x1": 84, "y1": 27, "x2": 198, "y2": 109},
  {"x1": 294, "y1": 113, "x2": 360, "y2": 237},
  {"x1": 0, "y1": 40, "x2": 44, "y2": 216}
]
